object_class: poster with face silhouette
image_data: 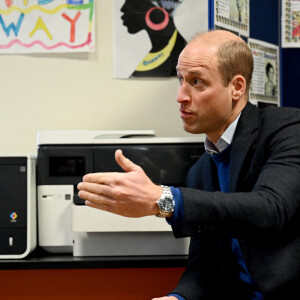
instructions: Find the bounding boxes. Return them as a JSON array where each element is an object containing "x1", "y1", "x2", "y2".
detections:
[
  {"x1": 113, "y1": 0, "x2": 208, "y2": 78},
  {"x1": 248, "y1": 38, "x2": 280, "y2": 107}
]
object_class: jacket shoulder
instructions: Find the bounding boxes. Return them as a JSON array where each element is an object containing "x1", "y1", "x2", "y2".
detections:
[{"x1": 259, "y1": 106, "x2": 300, "y2": 125}]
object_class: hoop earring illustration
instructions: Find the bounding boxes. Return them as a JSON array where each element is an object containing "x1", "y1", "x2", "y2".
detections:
[{"x1": 145, "y1": 7, "x2": 169, "y2": 31}]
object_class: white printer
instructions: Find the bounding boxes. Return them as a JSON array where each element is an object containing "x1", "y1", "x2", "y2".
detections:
[{"x1": 36, "y1": 131, "x2": 204, "y2": 256}]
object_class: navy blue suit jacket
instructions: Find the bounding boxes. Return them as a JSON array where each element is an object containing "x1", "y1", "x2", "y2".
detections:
[{"x1": 170, "y1": 102, "x2": 300, "y2": 299}]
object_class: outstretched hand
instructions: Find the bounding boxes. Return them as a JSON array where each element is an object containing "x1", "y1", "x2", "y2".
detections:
[{"x1": 77, "y1": 149, "x2": 162, "y2": 217}]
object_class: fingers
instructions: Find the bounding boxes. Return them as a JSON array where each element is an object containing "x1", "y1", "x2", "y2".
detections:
[
  {"x1": 115, "y1": 149, "x2": 139, "y2": 172},
  {"x1": 77, "y1": 149, "x2": 149, "y2": 217},
  {"x1": 78, "y1": 182, "x2": 111, "y2": 197},
  {"x1": 78, "y1": 189, "x2": 110, "y2": 204},
  {"x1": 77, "y1": 180, "x2": 112, "y2": 203},
  {"x1": 82, "y1": 173, "x2": 109, "y2": 185},
  {"x1": 81, "y1": 150, "x2": 138, "y2": 184},
  {"x1": 78, "y1": 185, "x2": 116, "y2": 211},
  {"x1": 85, "y1": 197, "x2": 114, "y2": 212},
  {"x1": 85, "y1": 199, "x2": 108, "y2": 211}
]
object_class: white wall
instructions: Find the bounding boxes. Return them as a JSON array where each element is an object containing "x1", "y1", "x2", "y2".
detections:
[{"x1": 0, "y1": 1, "x2": 192, "y2": 155}]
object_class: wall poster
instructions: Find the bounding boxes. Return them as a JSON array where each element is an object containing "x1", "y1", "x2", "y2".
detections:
[
  {"x1": 248, "y1": 38, "x2": 280, "y2": 107},
  {"x1": 282, "y1": 0, "x2": 300, "y2": 47},
  {"x1": 0, "y1": 0, "x2": 95, "y2": 53},
  {"x1": 214, "y1": 0, "x2": 249, "y2": 37},
  {"x1": 113, "y1": 0, "x2": 208, "y2": 78}
]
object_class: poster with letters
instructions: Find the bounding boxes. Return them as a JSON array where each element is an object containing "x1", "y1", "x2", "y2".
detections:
[
  {"x1": 113, "y1": 0, "x2": 209, "y2": 78},
  {"x1": 214, "y1": 0, "x2": 249, "y2": 37},
  {"x1": 282, "y1": 0, "x2": 300, "y2": 47},
  {"x1": 0, "y1": 0, "x2": 95, "y2": 54},
  {"x1": 248, "y1": 38, "x2": 280, "y2": 107}
]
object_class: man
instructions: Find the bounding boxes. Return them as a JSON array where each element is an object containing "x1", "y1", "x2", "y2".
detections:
[{"x1": 77, "y1": 30, "x2": 300, "y2": 299}]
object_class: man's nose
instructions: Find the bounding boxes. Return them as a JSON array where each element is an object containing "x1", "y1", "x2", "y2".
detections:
[{"x1": 176, "y1": 83, "x2": 191, "y2": 103}]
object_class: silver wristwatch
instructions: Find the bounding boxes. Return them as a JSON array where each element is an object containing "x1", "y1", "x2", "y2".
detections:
[{"x1": 156, "y1": 185, "x2": 175, "y2": 218}]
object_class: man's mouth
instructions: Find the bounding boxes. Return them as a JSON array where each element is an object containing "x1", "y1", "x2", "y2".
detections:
[
  {"x1": 180, "y1": 108, "x2": 194, "y2": 119},
  {"x1": 179, "y1": 106, "x2": 194, "y2": 119}
]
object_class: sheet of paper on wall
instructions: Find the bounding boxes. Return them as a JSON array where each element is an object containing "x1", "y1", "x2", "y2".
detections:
[
  {"x1": 113, "y1": 0, "x2": 208, "y2": 78},
  {"x1": 282, "y1": 0, "x2": 300, "y2": 48},
  {"x1": 0, "y1": 0, "x2": 95, "y2": 54},
  {"x1": 248, "y1": 38, "x2": 280, "y2": 108},
  {"x1": 214, "y1": 0, "x2": 249, "y2": 37}
]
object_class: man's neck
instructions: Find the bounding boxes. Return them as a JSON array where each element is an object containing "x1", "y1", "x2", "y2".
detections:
[
  {"x1": 207, "y1": 100, "x2": 247, "y2": 143},
  {"x1": 205, "y1": 113, "x2": 241, "y2": 154}
]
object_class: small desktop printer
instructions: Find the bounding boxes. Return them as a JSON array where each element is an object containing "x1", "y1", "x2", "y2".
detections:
[
  {"x1": 0, "y1": 155, "x2": 36, "y2": 259},
  {"x1": 36, "y1": 131, "x2": 205, "y2": 256}
]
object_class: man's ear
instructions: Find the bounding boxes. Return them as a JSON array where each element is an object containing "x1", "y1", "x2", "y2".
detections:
[{"x1": 231, "y1": 75, "x2": 246, "y2": 101}]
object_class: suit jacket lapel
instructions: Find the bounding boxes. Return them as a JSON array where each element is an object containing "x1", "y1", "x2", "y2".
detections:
[{"x1": 230, "y1": 102, "x2": 259, "y2": 192}]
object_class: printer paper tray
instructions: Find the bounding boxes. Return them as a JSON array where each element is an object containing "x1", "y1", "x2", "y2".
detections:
[
  {"x1": 72, "y1": 205, "x2": 189, "y2": 256},
  {"x1": 73, "y1": 232, "x2": 190, "y2": 256}
]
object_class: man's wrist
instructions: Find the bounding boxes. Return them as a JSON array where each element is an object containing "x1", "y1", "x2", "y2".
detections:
[
  {"x1": 155, "y1": 185, "x2": 175, "y2": 218},
  {"x1": 152, "y1": 185, "x2": 163, "y2": 215}
]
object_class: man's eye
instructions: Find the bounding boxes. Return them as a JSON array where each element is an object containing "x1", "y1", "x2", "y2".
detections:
[
  {"x1": 193, "y1": 79, "x2": 201, "y2": 85},
  {"x1": 177, "y1": 76, "x2": 183, "y2": 84}
]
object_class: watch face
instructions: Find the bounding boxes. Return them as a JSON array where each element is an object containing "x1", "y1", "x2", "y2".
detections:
[{"x1": 160, "y1": 198, "x2": 174, "y2": 212}]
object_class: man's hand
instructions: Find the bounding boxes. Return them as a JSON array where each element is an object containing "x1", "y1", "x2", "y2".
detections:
[{"x1": 77, "y1": 149, "x2": 162, "y2": 217}]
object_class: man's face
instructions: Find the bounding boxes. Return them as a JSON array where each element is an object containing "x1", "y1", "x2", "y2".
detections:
[{"x1": 176, "y1": 40, "x2": 234, "y2": 142}]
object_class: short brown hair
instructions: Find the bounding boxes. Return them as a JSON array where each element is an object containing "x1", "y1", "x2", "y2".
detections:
[
  {"x1": 216, "y1": 39, "x2": 254, "y2": 96},
  {"x1": 190, "y1": 30, "x2": 254, "y2": 97}
]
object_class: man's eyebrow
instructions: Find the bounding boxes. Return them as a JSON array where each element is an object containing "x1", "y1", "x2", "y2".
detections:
[
  {"x1": 176, "y1": 67, "x2": 207, "y2": 75},
  {"x1": 188, "y1": 68, "x2": 206, "y2": 74}
]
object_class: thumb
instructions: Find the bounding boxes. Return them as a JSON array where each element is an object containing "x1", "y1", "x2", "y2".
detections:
[{"x1": 115, "y1": 149, "x2": 139, "y2": 172}]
